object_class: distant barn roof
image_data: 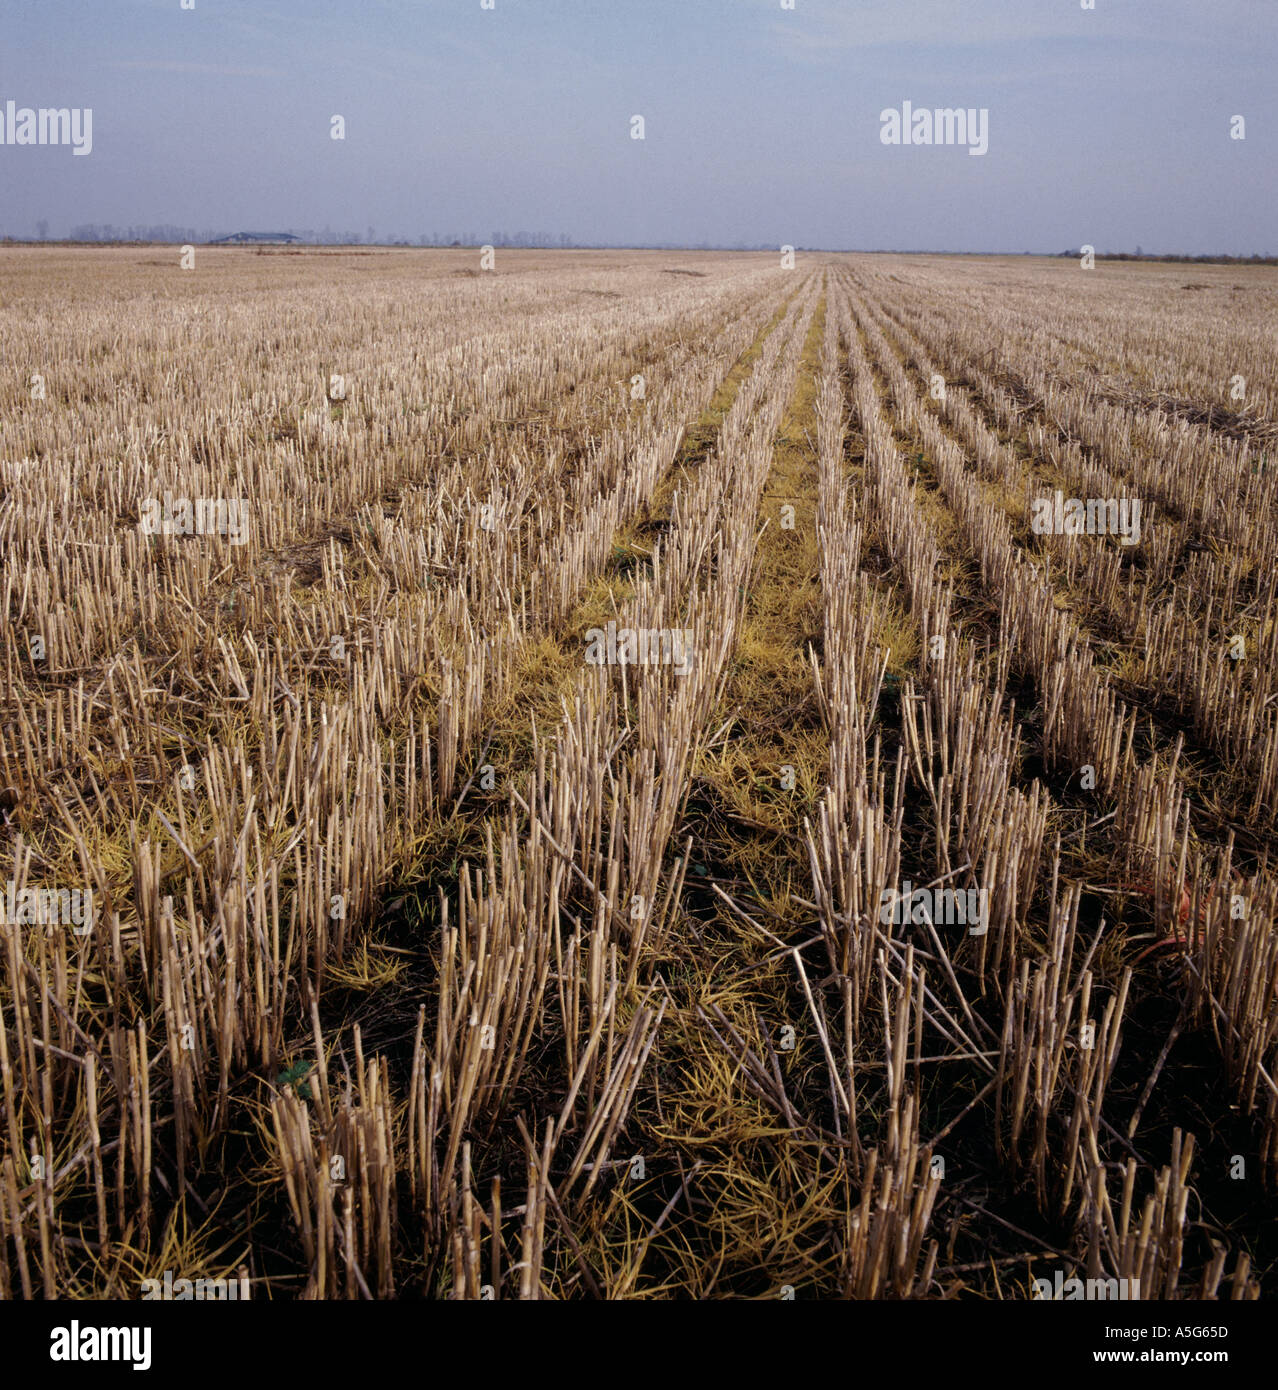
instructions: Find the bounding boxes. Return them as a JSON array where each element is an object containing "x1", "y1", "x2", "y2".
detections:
[{"x1": 209, "y1": 232, "x2": 301, "y2": 244}]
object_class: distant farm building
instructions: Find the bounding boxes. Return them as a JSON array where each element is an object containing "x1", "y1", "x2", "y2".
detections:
[{"x1": 208, "y1": 232, "x2": 302, "y2": 245}]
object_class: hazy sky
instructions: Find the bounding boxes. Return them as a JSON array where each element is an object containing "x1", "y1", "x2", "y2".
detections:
[{"x1": 2, "y1": 0, "x2": 1273, "y2": 251}]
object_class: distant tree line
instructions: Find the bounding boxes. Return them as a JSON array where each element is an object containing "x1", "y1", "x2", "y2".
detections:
[
  {"x1": 32, "y1": 224, "x2": 778, "y2": 250},
  {"x1": 31, "y1": 228, "x2": 1272, "y2": 259},
  {"x1": 68, "y1": 224, "x2": 211, "y2": 243},
  {"x1": 48, "y1": 225, "x2": 580, "y2": 247},
  {"x1": 1056, "y1": 249, "x2": 1277, "y2": 265}
]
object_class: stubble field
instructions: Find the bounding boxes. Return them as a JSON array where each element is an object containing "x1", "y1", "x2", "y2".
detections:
[{"x1": 2, "y1": 246, "x2": 1276, "y2": 1299}]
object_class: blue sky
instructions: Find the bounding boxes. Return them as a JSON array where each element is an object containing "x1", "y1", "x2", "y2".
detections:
[{"x1": 2, "y1": 0, "x2": 1273, "y2": 251}]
